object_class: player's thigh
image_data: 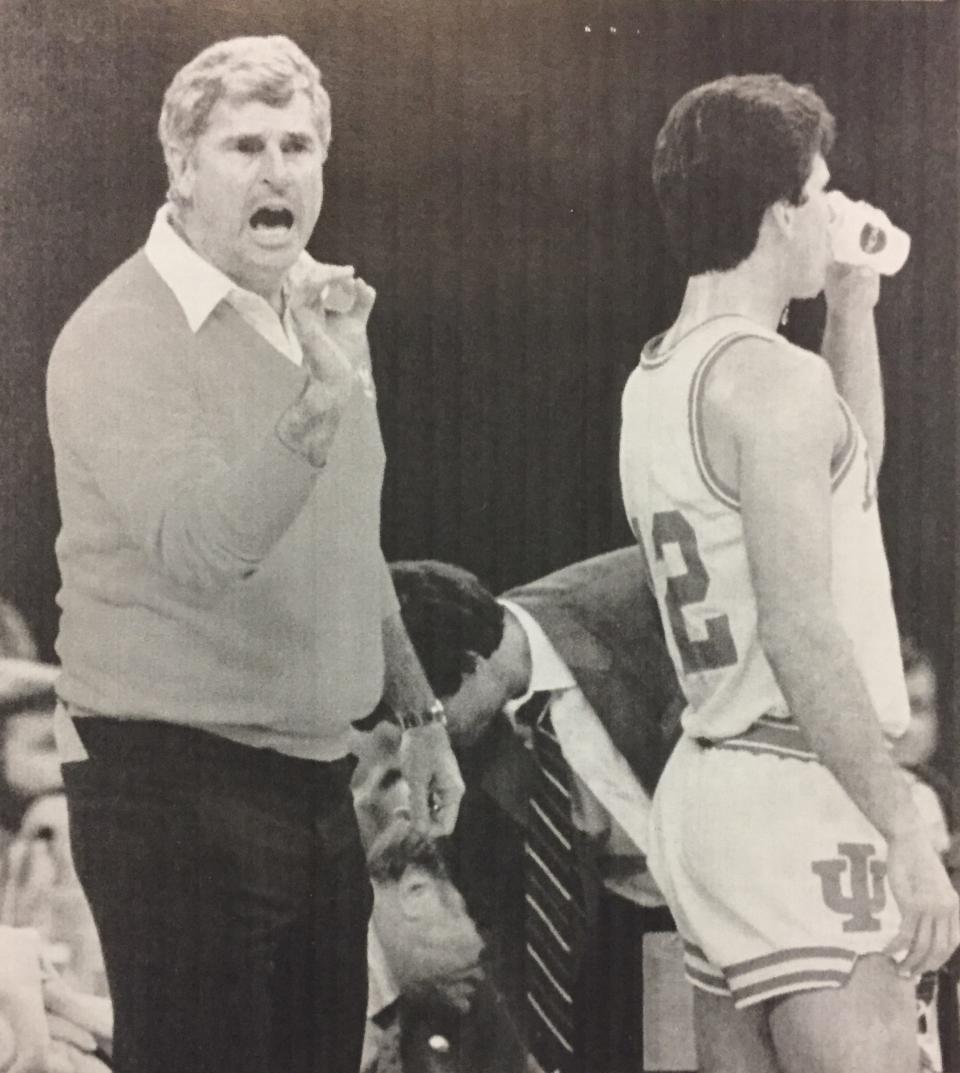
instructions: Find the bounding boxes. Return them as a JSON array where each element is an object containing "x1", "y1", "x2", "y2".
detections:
[
  {"x1": 694, "y1": 988, "x2": 780, "y2": 1073},
  {"x1": 769, "y1": 952, "x2": 917, "y2": 1073}
]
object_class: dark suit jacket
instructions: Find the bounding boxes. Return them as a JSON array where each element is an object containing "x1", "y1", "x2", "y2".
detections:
[
  {"x1": 466, "y1": 546, "x2": 682, "y2": 831},
  {"x1": 506, "y1": 545, "x2": 681, "y2": 797},
  {"x1": 447, "y1": 547, "x2": 683, "y2": 1048}
]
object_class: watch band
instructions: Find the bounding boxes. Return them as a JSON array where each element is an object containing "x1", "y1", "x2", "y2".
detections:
[{"x1": 395, "y1": 699, "x2": 447, "y2": 731}]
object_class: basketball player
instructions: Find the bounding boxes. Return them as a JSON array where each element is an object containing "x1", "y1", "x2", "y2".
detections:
[{"x1": 619, "y1": 74, "x2": 959, "y2": 1073}]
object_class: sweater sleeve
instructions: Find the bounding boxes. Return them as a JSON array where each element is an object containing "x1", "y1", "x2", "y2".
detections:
[
  {"x1": 47, "y1": 303, "x2": 321, "y2": 591},
  {"x1": 378, "y1": 553, "x2": 401, "y2": 620}
]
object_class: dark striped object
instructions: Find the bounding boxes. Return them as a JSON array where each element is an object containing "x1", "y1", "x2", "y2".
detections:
[{"x1": 520, "y1": 691, "x2": 586, "y2": 1073}]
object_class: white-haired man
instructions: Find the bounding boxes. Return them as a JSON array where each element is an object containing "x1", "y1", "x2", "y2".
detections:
[{"x1": 46, "y1": 35, "x2": 463, "y2": 1073}]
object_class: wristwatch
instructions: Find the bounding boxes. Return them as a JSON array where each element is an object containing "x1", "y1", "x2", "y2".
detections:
[{"x1": 395, "y1": 699, "x2": 448, "y2": 731}]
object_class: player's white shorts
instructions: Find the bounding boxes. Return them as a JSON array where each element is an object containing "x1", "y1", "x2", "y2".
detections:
[{"x1": 648, "y1": 717, "x2": 902, "y2": 1008}]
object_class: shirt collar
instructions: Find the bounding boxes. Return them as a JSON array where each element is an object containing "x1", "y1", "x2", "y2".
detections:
[
  {"x1": 144, "y1": 204, "x2": 314, "y2": 333},
  {"x1": 499, "y1": 598, "x2": 576, "y2": 704}
]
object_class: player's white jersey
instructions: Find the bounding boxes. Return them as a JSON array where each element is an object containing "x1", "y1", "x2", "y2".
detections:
[{"x1": 620, "y1": 314, "x2": 909, "y2": 740}]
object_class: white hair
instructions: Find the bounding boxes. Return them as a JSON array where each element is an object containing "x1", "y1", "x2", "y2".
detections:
[{"x1": 158, "y1": 35, "x2": 331, "y2": 199}]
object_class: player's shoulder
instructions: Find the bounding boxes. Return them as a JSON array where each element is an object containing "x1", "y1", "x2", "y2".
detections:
[
  {"x1": 710, "y1": 332, "x2": 827, "y2": 385},
  {"x1": 706, "y1": 334, "x2": 834, "y2": 418}
]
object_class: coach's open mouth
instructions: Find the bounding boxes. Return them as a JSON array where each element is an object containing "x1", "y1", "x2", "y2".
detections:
[{"x1": 247, "y1": 207, "x2": 291, "y2": 230}]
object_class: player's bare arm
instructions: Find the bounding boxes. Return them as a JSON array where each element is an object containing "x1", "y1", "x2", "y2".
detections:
[
  {"x1": 705, "y1": 341, "x2": 959, "y2": 976},
  {"x1": 821, "y1": 263, "x2": 885, "y2": 469}
]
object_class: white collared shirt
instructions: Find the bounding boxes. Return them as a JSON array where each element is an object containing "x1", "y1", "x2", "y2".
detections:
[
  {"x1": 144, "y1": 204, "x2": 305, "y2": 366},
  {"x1": 499, "y1": 599, "x2": 654, "y2": 864}
]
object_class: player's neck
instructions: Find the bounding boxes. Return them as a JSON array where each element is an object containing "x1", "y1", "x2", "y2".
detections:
[{"x1": 670, "y1": 261, "x2": 788, "y2": 341}]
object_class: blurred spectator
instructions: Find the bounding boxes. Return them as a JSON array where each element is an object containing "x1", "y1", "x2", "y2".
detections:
[
  {"x1": 0, "y1": 661, "x2": 61, "y2": 854},
  {"x1": 893, "y1": 638, "x2": 951, "y2": 855},
  {"x1": 893, "y1": 637, "x2": 954, "y2": 1072},
  {"x1": 0, "y1": 660, "x2": 105, "y2": 997},
  {"x1": 352, "y1": 717, "x2": 410, "y2": 853},
  {"x1": 0, "y1": 599, "x2": 38, "y2": 662},
  {"x1": 0, "y1": 924, "x2": 112, "y2": 1073},
  {"x1": 361, "y1": 817, "x2": 528, "y2": 1073},
  {"x1": 0, "y1": 657, "x2": 111, "y2": 1071}
]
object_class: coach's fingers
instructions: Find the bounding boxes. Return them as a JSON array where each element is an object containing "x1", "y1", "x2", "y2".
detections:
[
  {"x1": 47, "y1": 1013, "x2": 98, "y2": 1053},
  {"x1": 292, "y1": 262, "x2": 356, "y2": 308}
]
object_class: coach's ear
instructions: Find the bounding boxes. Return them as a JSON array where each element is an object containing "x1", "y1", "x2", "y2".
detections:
[{"x1": 166, "y1": 143, "x2": 196, "y2": 206}]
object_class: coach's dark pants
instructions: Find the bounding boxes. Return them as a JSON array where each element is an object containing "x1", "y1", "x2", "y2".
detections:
[{"x1": 62, "y1": 717, "x2": 372, "y2": 1073}]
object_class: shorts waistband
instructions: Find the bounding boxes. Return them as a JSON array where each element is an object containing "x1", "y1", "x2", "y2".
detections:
[{"x1": 695, "y1": 714, "x2": 818, "y2": 763}]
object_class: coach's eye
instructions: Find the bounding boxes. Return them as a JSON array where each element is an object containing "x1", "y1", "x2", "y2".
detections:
[{"x1": 235, "y1": 137, "x2": 264, "y2": 155}]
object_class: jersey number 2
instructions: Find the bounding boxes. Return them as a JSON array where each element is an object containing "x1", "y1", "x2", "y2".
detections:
[{"x1": 652, "y1": 510, "x2": 738, "y2": 674}]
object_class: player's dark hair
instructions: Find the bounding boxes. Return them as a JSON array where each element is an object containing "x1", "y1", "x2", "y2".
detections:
[
  {"x1": 653, "y1": 73, "x2": 836, "y2": 275},
  {"x1": 390, "y1": 560, "x2": 504, "y2": 700}
]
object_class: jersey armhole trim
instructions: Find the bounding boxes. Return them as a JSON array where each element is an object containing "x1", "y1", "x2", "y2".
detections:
[
  {"x1": 688, "y1": 332, "x2": 772, "y2": 512},
  {"x1": 830, "y1": 398, "x2": 858, "y2": 491},
  {"x1": 690, "y1": 335, "x2": 857, "y2": 507}
]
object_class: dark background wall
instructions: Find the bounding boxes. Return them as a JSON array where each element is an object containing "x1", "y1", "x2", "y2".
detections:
[{"x1": 2, "y1": 0, "x2": 957, "y2": 759}]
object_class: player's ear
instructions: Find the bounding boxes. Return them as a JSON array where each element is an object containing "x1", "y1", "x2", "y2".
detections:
[
  {"x1": 460, "y1": 650, "x2": 484, "y2": 677},
  {"x1": 768, "y1": 198, "x2": 797, "y2": 239}
]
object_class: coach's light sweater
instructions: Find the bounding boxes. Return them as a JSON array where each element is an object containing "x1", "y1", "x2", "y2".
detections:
[{"x1": 47, "y1": 245, "x2": 394, "y2": 761}]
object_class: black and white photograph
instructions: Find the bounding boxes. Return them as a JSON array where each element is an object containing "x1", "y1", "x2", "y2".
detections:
[{"x1": 1, "y1": 1, "x2": 958, "y2": 1071}]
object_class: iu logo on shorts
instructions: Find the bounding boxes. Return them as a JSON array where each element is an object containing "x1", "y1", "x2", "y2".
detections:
[{"x1": 812, "y1": 843, "x2": 887, "y2": 932}]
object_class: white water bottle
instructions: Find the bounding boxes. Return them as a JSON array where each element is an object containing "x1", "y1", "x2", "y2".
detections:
[{"x1": 827, "y1": 191, "x2": 910, "y2": 276}]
